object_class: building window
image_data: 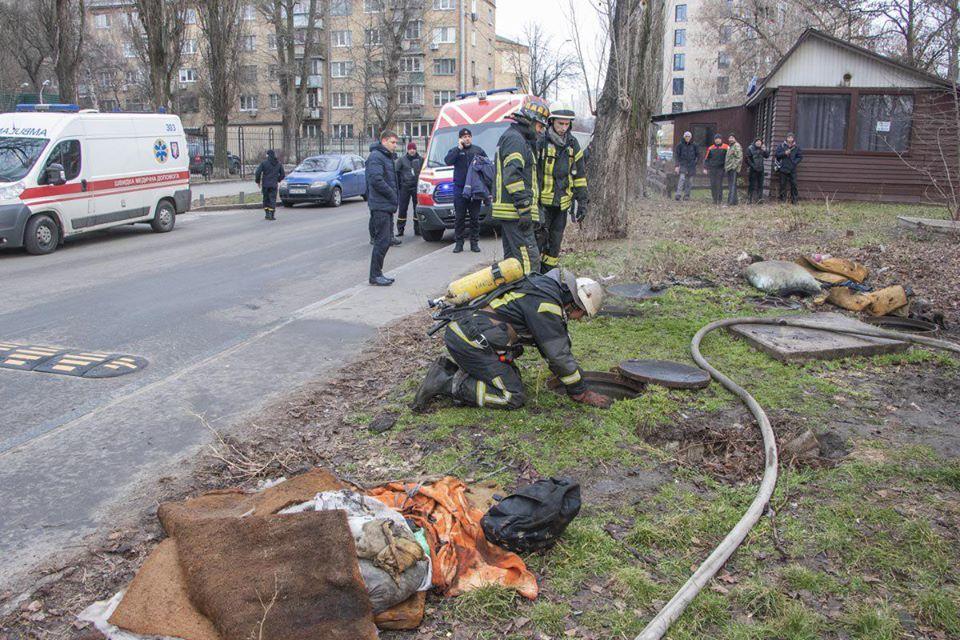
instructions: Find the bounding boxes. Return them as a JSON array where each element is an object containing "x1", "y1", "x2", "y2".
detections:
[
  {"x1": 179, "y1": 68, "x2": 197, "y2": 83},
  {"x1": 855, "y1": 94, "x2": 913, "y2": 152},
  {"x1": 488, "y1": 7, "x2": 493, "y2": 24},
  {"x1": 240, "y1": 65, "x2": 258, "y2": 83},
  {"x1": 332, "y1": 30, "x2": 351, "y2": 47},
  {"x1": 433, "y1": 58, "x2": 456, "y2": 75},
  {"x1": 718, "y1": 52, "x2": 731, "y2": 69},
  {"x1": 333, "y1": 123, "x2": 354, "y2": 138},
  {"x1": 401, "y1": 121, "x2": 432, "y2": 137},
  {"x1": 239, "y1": 95, "x2": 258, "y2": 111},
  {"x1": 182, "y1": 39, "x2": 197, "y2": 55},
  {"x1": 267, "y1": 34, "x2": 278, "y2": 50},
  {"x1": 434, "y1": 89, "x2": 455, "y2": 106},
  {"x1": 405, "y1": 20, "x2": 422, "y2": 40},
  {"x1": 717, "y1": 76, "x2": 729, "y2": 94},
  {"x1": 308, "y1": 88, "x2": 322, "y2": 107},
  {"x1": 95, "y1": 13, "x2": 111, "y2": 28},
  {"x1": 268, "y1": 64, "x2": 279, "y2": 79},
  {"x1": 241, "y1": 35, "x2": 255, "y2": 52},
  {"x1": 433, "y1": 27, "x2": 456, "y2": 44},
  {"x1": 675, "y1": 4, "x2": 687, "y2": 21},
  {"x1": 309, "y1": 57, "x2": 323, "y2": 76},
  {"x1": 673, "y1": 53, "x2": 685, "y2": 71},
  {"x1": 401, "y1": 56, "x2": 423, "y2": 72},
  {"x1": 179, "y1": 95, "x2": 199, "y2": 113},
  {"x1": 184, "y1": 8, "x2": 197, "y2": 24},
  {"x1": 433, "y1": 0, "x2": 455, "y2": 9},
  {"x1": 796, "y1": 93, "x2": 851, "y2": 150},
  {"x1": 123, "y1": 42, "x2": 137, "y2": 58},
  {"x1": 330, "y1": 0, "x2": 351, "y2": 16},
  {"x1": 364, "y1": 0, "x2": 382, "y2": 12},
  {"x1": 365, "y1": 28, "x2": 382, "y2": 45},
  {"x1": 304, "y1": 124, "x2": 320, "y2": 138},
  {"x1": 399, "y1": 85, "x2": 424, "y2": 105},
  {"x1": 719, "y1": 25, "x2": 732, "y2": 44},
  {"x1": 332, "y1": 91, "x2": 353, "y2": 108},
  {"x1": 242, "y1": 4, "x2": 257, "y2": 20},
  {"x1": 674, "y1": 29, "x2": 686, "y2": 46},
  {"x1": 471, "y1": 30, "x2": 477, "y2": 47},
  {"x1": 331, "y1": 61, "x2": 352, "y2": 77},
  {"x1": 97, "y1": 70, "x2": 113, "y2": 87},
  {"x1": 269, "y1": 94, "x2": 280, "y2": 109},
  {"x1": 125, "y1": 70, "x2": 142, "y2": 85},
  {"x1": 672, "y1": 77, "x2": 684, "y2": 95},
  {"x1": 672, "y1": 101, "x2": 683, "y2": 113},
  {"x1": 487, "y1": 66, "x2": 493, "y2": 83}
]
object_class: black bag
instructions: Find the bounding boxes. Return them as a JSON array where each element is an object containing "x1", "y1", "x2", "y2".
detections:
[{"x1": 480, "y1": 478, "x2": 581, "y2": 553}]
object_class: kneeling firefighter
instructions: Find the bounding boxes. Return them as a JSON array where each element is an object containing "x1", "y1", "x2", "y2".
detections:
[{"x1": 413, "y1": 268, "x2": 611, "y2": 411}]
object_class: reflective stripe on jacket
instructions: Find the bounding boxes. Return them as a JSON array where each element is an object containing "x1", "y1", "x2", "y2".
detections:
[
  {"x1": 493, "y1": 122, "x2": 540, "y2": 222},
  {"x1": 538, "y1": 132, "x2": 587, "y2": 210}
]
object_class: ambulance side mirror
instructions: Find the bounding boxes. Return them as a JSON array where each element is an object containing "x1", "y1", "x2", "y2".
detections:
[{"x1": 44, "y1": 163, "x2": 66, "y2": 186}]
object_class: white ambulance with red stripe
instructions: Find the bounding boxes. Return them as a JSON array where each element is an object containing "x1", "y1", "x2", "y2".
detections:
[
  {"x1": 416, "y1": 89, "x2": 528, "y2": 242},
  {"x1": 0, "y1": 104, "x2": 191, "y2": 255}
]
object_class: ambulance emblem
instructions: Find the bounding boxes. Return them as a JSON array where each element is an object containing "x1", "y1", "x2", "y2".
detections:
[{"x1": 154, "y1": 139, "x2": 169, "y2": 163}]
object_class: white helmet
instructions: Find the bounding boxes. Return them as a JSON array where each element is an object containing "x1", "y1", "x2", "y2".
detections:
[
  {"x1": 559, "y1": 268, "x2": 604, "y2": 316},
  {"x1": 549, "y1": 102, "x2": 576, "y2": 121}
]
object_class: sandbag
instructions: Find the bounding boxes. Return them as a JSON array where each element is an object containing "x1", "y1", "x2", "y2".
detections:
[
  {"x1": 745, "y1": 261, "x2": 822, "y2": 297},
  {"x1": 481, "y1": 478, "x2": 581, "y2": 553}
]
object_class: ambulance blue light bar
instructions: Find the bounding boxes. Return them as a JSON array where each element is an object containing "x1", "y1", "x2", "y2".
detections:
[
  {"x1": 455, "y1": 87, "x2": 518, "y2": 100},
  {"x1": 15, "y1": 104, "x2": 81, "y2": 113}
]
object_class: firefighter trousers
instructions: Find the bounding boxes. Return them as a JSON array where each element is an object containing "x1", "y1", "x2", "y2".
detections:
[
  {"x1": 499, "y1": 219, "x2": 540, "y2": 275},
  {"x1": 536, "y1": 205, "x2": 567, "y2": 272},
  {"x1": 444, "y1": 321, "x2": 526, "y2": 409}
]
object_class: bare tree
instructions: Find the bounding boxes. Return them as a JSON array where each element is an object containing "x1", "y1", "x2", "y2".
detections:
[
  {"x1": 128, "y1": 0, "x2": 189, "y2": 112},
  {"x1": 585, "y1": 0, "x2": 665, "y2": 240},
  {"x1": 258, "y1": 0, "x2": 322, "y2": 162},
  {"x1": 566, "y1": 0, "x2": 608, "y2": 115},
  {"x1": 197, "y1": 0, "x2": 244, "y2": 177},
  {"x1": 38, "y1": 0, "x2": 86, "y2": 103},
  {"x1": 937, "y1": 0, "x2": 960, "y2": 80},
  {"x1": 876, "y1": 0, "x2": 951, "y2": 73},
  {"x1": 510, "y1": 22, "x2": 578, "y2": 99},
  {"x1": 0, "y1": 2, "x2": 52, "y2": 94}
]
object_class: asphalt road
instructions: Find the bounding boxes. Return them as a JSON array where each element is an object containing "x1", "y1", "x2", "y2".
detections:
[{"x1": 0, "y1": 197, "x2": 453, "y2": 590}]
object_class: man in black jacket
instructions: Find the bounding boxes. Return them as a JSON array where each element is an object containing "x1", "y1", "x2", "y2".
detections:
[
  {"x1": 395, "y1": 142, "x2": 422, "y2": 238},
  {"x1": 366, "y1": 131, "x2": 400, "y2": 286},
  {"x1": 775, "y1": 132, "x2": 803, "y2": 204},
  {"x1": 444, "y1": 128, "x2": 487, "y2": 253},
  {"x1": 254, "y1": 149, "x2": 285, "y2": 220},
  {"x1": 673, "y1": 131, "x2": 699, "y2": 201},
  {"x1": 412, "y1": 269, "x2": 611, "y2": 411},
  {"x1": 745, "y1": 137, "x2": 770, "y2": 204},
  {"x1": 702, "y1": 134, "x2": 728, "y2": 205}
]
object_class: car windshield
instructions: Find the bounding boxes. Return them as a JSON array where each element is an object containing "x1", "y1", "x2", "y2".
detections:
[
  {"x1": 0, "y1": 136, "x2": 50, "y2": 182},
  {"x1": 296, "y1": 157, "x2": 340, "y2": 172},
  {"x1": 427, "y1": 122, "x2": 510, "y2": 168}
]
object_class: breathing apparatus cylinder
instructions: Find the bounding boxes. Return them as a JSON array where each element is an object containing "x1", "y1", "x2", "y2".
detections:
[{"x1": 441, "y1": 258, "x2": 524, "y2": 306}]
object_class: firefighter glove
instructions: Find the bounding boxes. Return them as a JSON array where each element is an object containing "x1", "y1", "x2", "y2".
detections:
[
  {"x1": 571, "y1": 389, "x2": 612, "y2": 408},
  {"x1": 573, "y1": 202, "x2": 587, "y2": 223}
]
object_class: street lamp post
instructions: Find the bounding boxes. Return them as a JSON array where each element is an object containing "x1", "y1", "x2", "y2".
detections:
[{"x1": 39, "y1": 80, "x2": 50, "y2": 105}]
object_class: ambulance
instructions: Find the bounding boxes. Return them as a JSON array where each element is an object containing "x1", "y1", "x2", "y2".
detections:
[
  {"x1": 415, "y1": 89, "x2": 529, "y2": 242},
  {"x1": 0, "y1": 104, "x2": 191, "y2": 255}
]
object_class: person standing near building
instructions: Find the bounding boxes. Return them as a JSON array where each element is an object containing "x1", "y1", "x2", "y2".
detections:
[
  {"x1": 536, "y1": 102, "x2": 587, "y2": 273},
  {"x1": 366, "y1": 131, "x2": 400, "y2": 286},
  {"x1": 703, "y1": 134, "x2": 728, "y2": 205},
  {"x1": 254, "y1": 149, "x2": 285, "y2": 221},
  {"x1": 746, "y1": 137, "x2": 770, "y2": 204},
  {"x1": 673, "y1": 131, "x2": 699, "y2": 201},
  {"x1": 395, "y1": 142, "x2": 423, "y2": 238},
  {"x1": 493, "y1": 95, "x2": 551, "y2": 274},
  {"x1": 724, "y1": 133, "x2": 743, "y2": 206},
  {"x1": 775, "y1": 132, "x2": 804, "y2": 204},
  {"x1": 444, "y1": 129, "x2": 487, "y2": 253}
]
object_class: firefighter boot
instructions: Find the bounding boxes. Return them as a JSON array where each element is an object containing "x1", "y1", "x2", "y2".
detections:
[{"x1": 412, "y1": 356, "x2": 458, "y2": 411}]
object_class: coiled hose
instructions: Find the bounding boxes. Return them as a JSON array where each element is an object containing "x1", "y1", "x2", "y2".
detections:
[{"x1": 636, "y1": 317, "x2": 960, "y2": 640}]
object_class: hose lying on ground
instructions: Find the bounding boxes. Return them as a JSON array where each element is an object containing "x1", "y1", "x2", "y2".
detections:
[{"x1": 636, "y1": 317, "x2": 960, "y2": 640}]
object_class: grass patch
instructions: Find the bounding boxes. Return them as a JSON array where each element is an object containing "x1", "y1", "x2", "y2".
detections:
[{"x1": 446, "y1": 586, "x2": 517, "y2": 624}]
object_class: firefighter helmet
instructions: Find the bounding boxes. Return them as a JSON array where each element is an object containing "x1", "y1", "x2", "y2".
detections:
[
  {"x1": 549, "y1": 102, "x2": 576, "y2": 122},
  {"x1": 509, "y1": 95, "x2": 551, "y2": 127},
  {"x1": 559, "y1": 268, "x2": 605, "y2": 317}
]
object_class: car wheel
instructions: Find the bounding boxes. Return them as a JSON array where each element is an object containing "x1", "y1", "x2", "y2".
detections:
[
  {"x1": 150, "y1": 200, "x2": 176, "y2": 233},
  {"x1": 421, "y1": 229, "x2": 444, "y2": 242},
  {"x1": 282, "y1": 200, "x2": 294, "y2": 207},
  {"x1": 24, "y1": 214, "x2": 60, "y2": 255},
  {"x1": 329, "y1": 187, "x2": 342, "y2": 208}
]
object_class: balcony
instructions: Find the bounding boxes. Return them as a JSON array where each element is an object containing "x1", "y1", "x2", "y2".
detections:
[
  {"x1": 295, "y1": 74, "x2": 324, "y2": 88},
  {"x1": 293, "y1": 15, "x2": 323, "y2": 29},
  {"x1": 401, "y1": 71, "x2": 425, "y2": 85},
  {"x1": 303, "y1": 106, "x2": 324, "y2": 121}
]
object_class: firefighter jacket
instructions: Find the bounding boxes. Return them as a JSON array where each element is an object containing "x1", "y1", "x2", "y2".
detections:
[
  {"x1": 493, "y1": 122, "x2": 541, "y2": 222},
  {"x1": 467, "y1": 273, "x2": 588, "y2": 395},
  {"x1": 537, "y1": 129, "x2": 587, "y2": 210}
]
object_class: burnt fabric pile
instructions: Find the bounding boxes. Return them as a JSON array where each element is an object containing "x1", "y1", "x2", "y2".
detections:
[{"x1": 798, "y1": 255, "x2": 910, "y2": 317}]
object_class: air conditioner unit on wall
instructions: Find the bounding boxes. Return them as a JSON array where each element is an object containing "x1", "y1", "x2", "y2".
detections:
[{"x1": 429, "y1": 42, "x2": 439, "y2": 51}]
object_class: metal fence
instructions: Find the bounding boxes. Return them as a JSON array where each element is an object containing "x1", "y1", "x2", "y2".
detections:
[{"x1": 186, "y1": 124, "x2": 430, "y2": 179}]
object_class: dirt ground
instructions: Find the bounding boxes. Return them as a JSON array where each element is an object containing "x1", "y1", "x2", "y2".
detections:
[{"x1": 3, "y1": 197, "x2": 959, "y2": 639}]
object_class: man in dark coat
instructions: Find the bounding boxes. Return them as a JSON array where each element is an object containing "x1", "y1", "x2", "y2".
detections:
[
  {"x1": 673, "y1": 131, "x2": 699, "y2": 201},
  {"x1": 395, "y1": 142, "x2": 423, "y2": 237},
  {"x1": 366, "y1": 131, "x2": 400, "y2": 286},
  {"x1": 444, "y1": 128, "x2": 488, "y2": 253},
  {"x1": 703, "y1": 134, "x2": 728, "y2": 205},
  {"x1": 775, "y1": 132, "x2": 803, "y2": 204},
  {"x1": 254, "y1": 149, "x2": 285, "y2": 220},
  {"x1": 745, "y1": 137, "x2": 770, "y2": 204}
]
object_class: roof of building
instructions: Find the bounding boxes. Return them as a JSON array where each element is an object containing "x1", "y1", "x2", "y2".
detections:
[{"x1": 495, "y1": 35, "x2": 527, "y2": 49}]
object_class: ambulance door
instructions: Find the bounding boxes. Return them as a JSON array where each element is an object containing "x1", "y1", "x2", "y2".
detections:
[{"x1": 38, "y1": 137, "x2": 91, "y2": 236}]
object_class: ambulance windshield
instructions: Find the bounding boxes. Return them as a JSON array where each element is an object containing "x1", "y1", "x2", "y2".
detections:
[
  {"x1": 426, "y1": 122, "x2": 509, "y2": 168},
  {"x1": 0, "y1": 137, "x2": 49, "y2": 182}
]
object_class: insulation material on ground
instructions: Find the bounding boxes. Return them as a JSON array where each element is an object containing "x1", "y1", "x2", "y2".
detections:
[
  {"x1": 827, "y1": 285, "x2": 908, "y2": 316},
  {"x1": 801, "y1": 255, "x2": 869, "y2": 283},
  {"x1": 744, "y1": 261, "x2": 822, "y2": 297}
]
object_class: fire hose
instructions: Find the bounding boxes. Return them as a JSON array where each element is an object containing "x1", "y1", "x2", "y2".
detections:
[{"x1": 636, "y1": 317, "x2": 960, "y2": 640}]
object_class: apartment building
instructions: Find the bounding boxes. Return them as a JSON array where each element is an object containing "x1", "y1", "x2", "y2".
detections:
[
  {"x1": 85, "y1": 0, "x2": 501, "y2": 142},
  {"x1": 493, "y1": 35, "x2": 529, "y2": 92}
]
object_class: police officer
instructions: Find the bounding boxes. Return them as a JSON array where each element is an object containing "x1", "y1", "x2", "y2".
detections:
[
  {"x1": 536, "y1": 102, "x2": 587, "y2": 273},
  {"x1": 255, "y1": 149, "x2": 285, "y2": 220},
  {"x1": 444, "y1": 129, "x2": 487, "y2": 253},
  {"x1": 412, "y1": 269, "x2": 612, "y2": 411},
  {"x1": 492, "y1": 95, "x2": 551, "y2": 274}
]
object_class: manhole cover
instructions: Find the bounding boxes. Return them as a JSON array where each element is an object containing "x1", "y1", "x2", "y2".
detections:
[
  {"x1": 606, "y1": 283, "x2": 666, "y2": 301},
  {"x1": 547, "y1": 371, "x2": 644, "y2": 401},
  {"x1": 617, "y1": 359, "x2": 710, "y2": 389}
]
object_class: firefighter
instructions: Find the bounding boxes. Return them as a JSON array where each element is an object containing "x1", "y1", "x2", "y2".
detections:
[
  {"x1": 255, "y1": 149, "x2": 285, "y2": 220},
  {"x1": 536, "y1": 102, "x2": 587, "y2": 273},
  {"x1": 492, "y1": 95, "x2": 551, "y2": 274},
  {"x1": 412, "y1": 268, "x2": 612, "y2": 411}
]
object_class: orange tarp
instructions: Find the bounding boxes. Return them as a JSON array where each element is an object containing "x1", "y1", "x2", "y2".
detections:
[{"x1": 368, "y1": 477, "x2": 539, "y2": 600}]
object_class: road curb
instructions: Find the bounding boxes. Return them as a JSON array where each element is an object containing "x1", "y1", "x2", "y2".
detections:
[{"x1": 190, "y1": 203, "x2": 264, "y2": 212}]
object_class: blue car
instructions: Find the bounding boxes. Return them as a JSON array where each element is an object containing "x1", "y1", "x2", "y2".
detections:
[{"x1": 279, "y1": 154, "x2": 367, "y2": 207}]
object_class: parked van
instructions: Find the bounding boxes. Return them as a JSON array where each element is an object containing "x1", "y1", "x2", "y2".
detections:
[
  {"x1": 0, "y1": 104, "x2": 191, "y2": 255},
  {"x1": 416, "y1": 89, "x2": 528, "y2": 242}
]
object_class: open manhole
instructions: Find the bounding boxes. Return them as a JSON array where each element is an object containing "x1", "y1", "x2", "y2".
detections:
[
  {"x1": 547, "y1": 371, "x2": 644, "y2": 400},
  {"x1": 617, "y1": 359, "x2": 711, "y2": 390}
]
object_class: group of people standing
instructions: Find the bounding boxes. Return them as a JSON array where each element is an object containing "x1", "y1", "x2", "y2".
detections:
[{"x1": 674, "y1": 131, "x2": 804, "y2": 206}]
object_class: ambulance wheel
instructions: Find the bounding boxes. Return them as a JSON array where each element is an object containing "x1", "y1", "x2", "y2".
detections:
[
  {"x1": 151, "y1": 200, "x2": 176, "y2": 233},
  {"x1": 24, "y1": 214, "x2": 60, "y2": 255},
  {"x1": 421, "y1": 229, "x2": 444, "y2": 242},
  {"x1": 329, "y1": 187, "x2": 342, "y2": 207}
]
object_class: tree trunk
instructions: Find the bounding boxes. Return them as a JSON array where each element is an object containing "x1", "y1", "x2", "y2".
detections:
[
  {"x1": 54, "y1": 0, "x2": 84, "y2": 104},
  {"x1": 583, "y1": 0, "x2": 664, "y2": 240}
]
